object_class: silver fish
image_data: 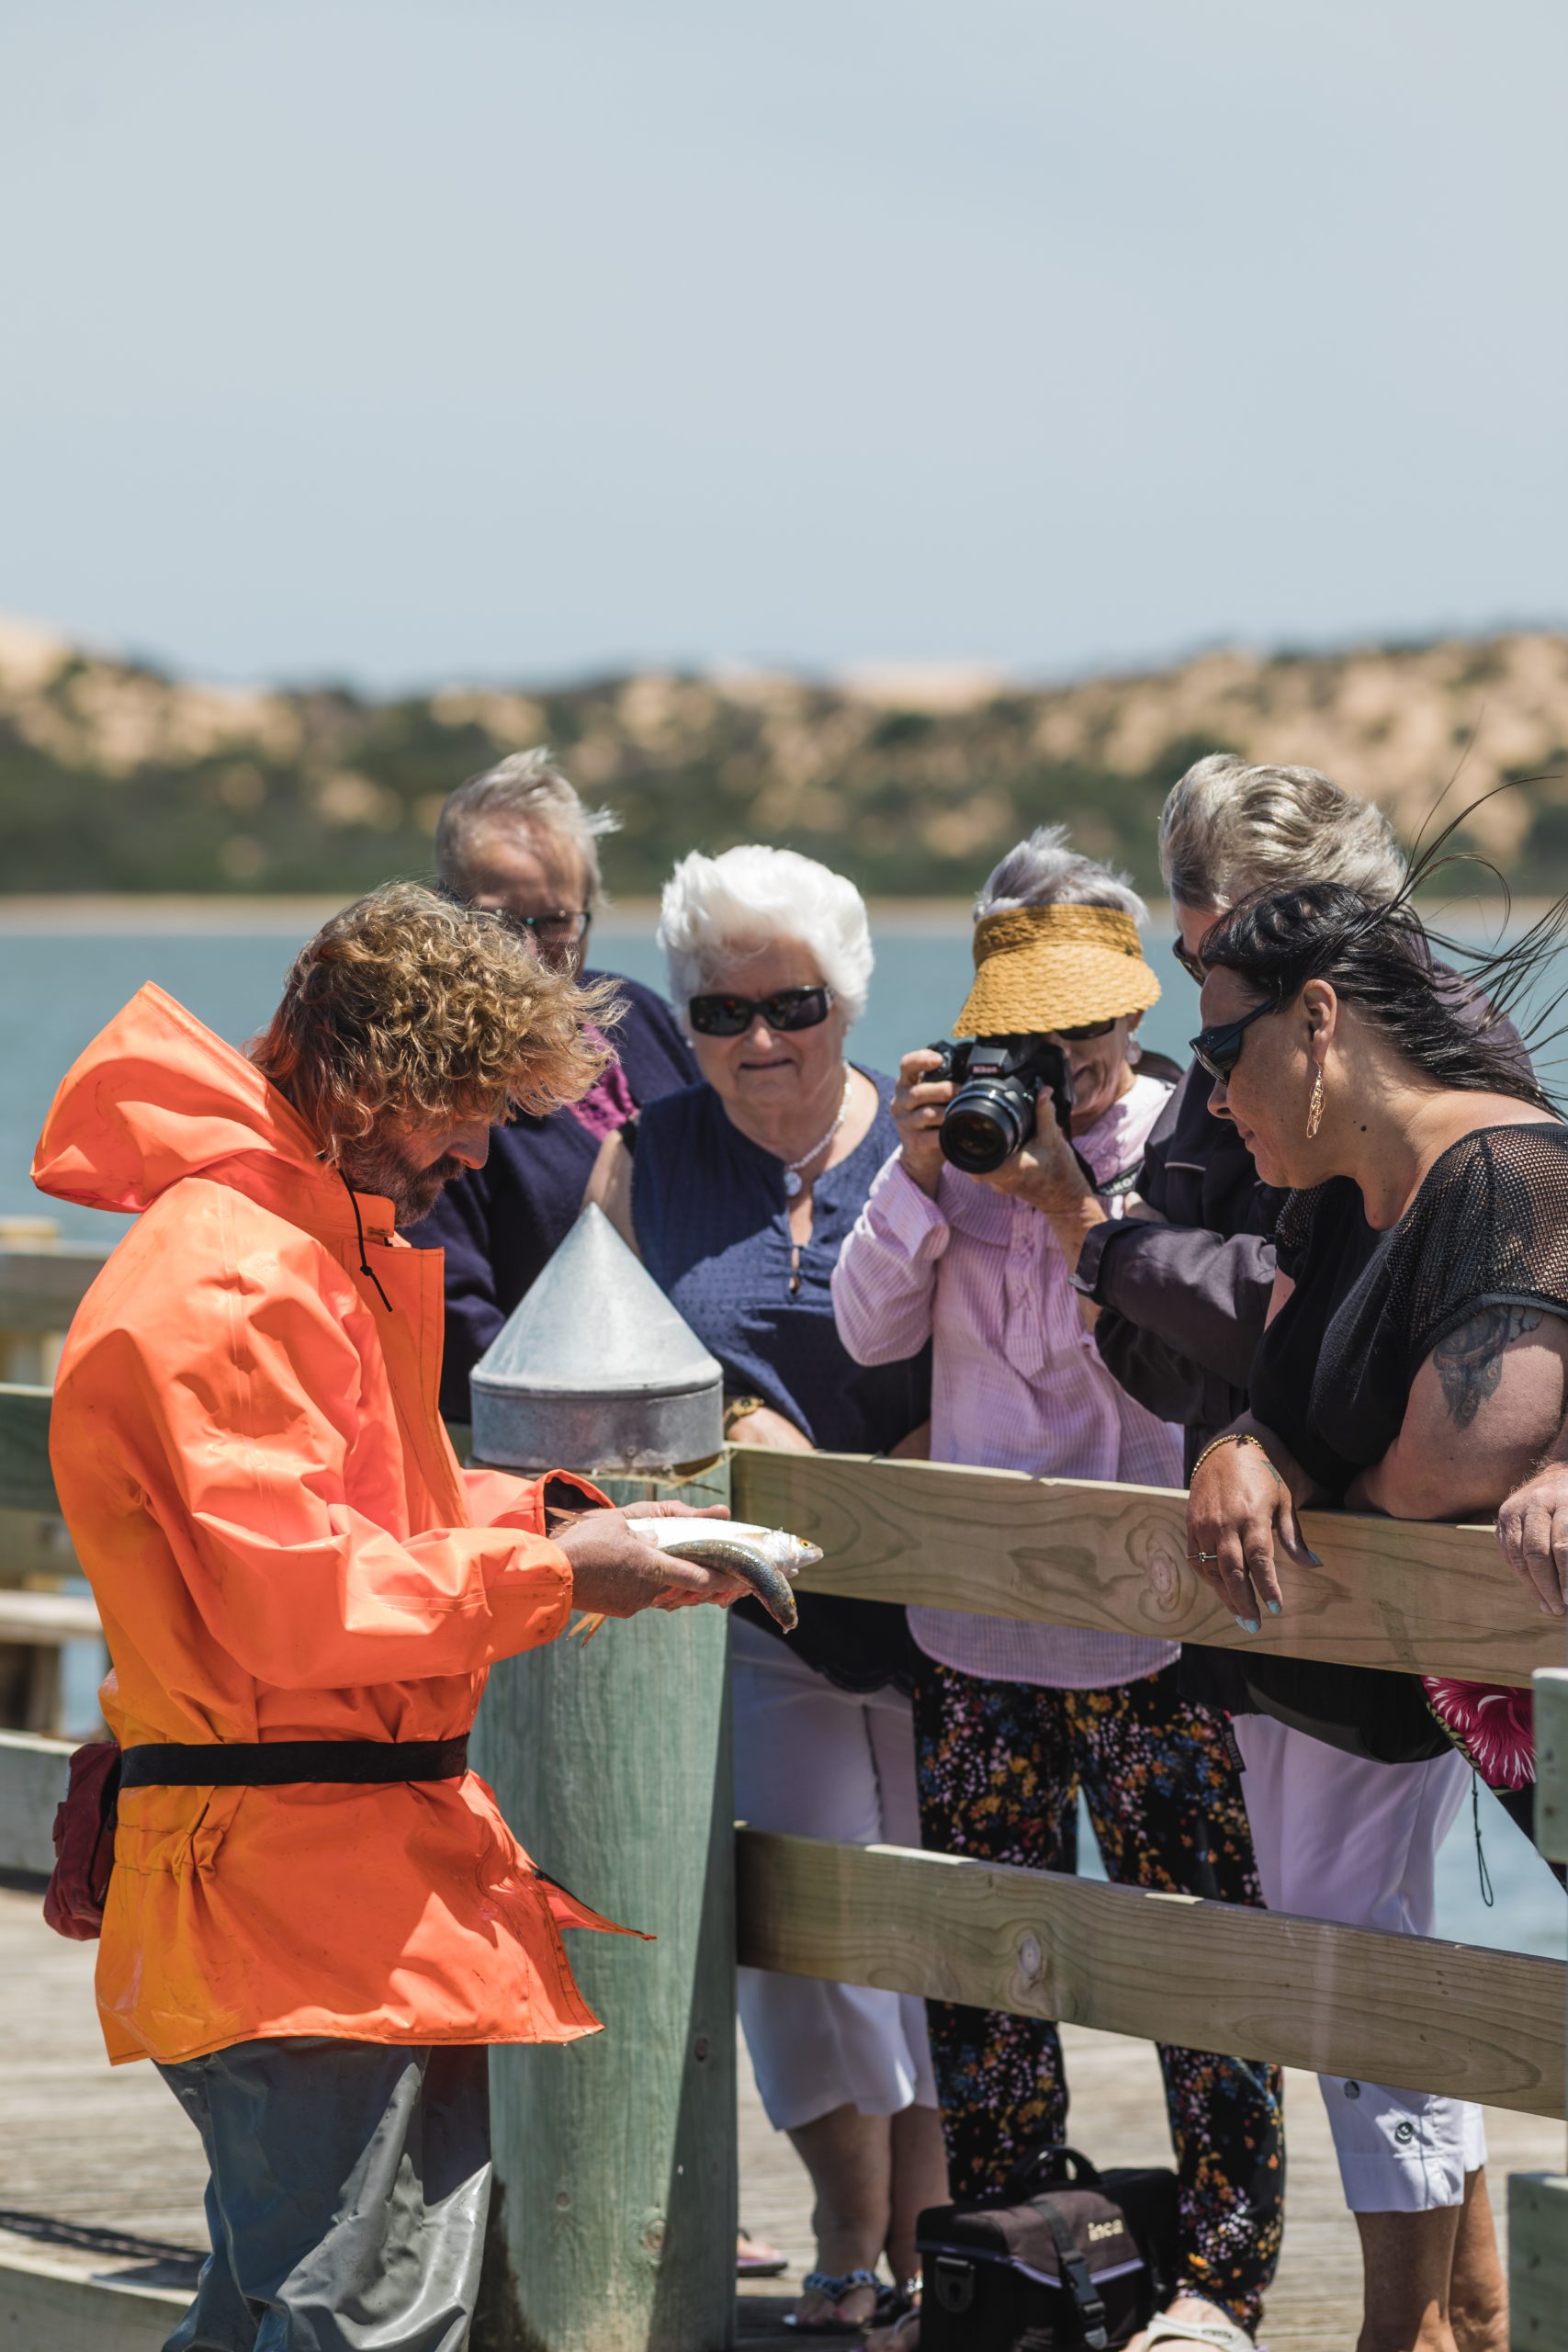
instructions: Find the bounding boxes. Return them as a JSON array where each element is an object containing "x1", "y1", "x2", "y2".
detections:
[
  {"x1": 570, "y1": 1518, "x2": 820, "y2": 1642},
  {"x1": 633, "y1": 1518, "x2": 818, "y2": 1632}
]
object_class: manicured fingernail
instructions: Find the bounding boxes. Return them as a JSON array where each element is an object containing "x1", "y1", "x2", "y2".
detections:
[
  {"x1": 1235, "y1": 1614, "x2": 1259, "y2": 1634},
  {"x1": 1266, "y1": 1599, "x2": 1282, "y2": 1616},
  {"x1": 1306, "y1": 1550, "x2": 1324, "y2": 1566}
]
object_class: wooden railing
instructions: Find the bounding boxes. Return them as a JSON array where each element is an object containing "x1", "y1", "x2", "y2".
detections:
[
  {"x1": 0, "y1": 1232, "x2": 107, "y2": 1736},
  {"x1": 0, "y1": 1238, "x2": 1564, "y2": 2347},
  {"x1": 732, "y1": 1446, "x2": 1562, "y2": 1686}
]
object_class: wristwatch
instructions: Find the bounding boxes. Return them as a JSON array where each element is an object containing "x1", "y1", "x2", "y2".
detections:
[{"x1": 723, "y1": 1395, "x2": 766, "y2": 1438}]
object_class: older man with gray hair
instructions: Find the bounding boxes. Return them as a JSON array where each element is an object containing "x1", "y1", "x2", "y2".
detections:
[
  {"x1": 414, "y1": 748, "x2": 694, "y2": 1419},
  {"x1": 1077, "y1": 752, "x2": 1407, "y2": 1459}
]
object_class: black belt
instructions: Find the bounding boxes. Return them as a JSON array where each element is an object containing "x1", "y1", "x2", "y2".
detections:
[{"x1": 118, "y1": 1736, "x2": 469, "y2": 1789}]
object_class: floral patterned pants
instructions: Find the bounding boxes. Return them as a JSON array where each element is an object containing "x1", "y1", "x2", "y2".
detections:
[{"x1": 912, "y1": 1658, "x2": 1285, "y2": 2331}]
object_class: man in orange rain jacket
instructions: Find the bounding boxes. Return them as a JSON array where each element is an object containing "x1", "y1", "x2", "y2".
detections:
[{"x1": 32, "y1": 883, "x2": 742, "y2": 2352}]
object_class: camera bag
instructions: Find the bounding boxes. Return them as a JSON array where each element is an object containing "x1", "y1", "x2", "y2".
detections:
[{"x1": 916, "y1": 2144, "x2": 1180, "y2": 2352}]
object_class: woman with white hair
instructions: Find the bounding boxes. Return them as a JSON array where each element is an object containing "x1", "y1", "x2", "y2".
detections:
[
  {"x1": 834, "y1": 827, "x2": 1283, "y2": 2352},
  {"x1": 415, "y1": 748, "x2": 695, "y2": 1419},
  {"x1": 585, "y1": 844, "x2": 947, "y2": 2338}
]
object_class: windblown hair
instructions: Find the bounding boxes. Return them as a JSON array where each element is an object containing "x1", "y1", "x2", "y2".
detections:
[
  {"x1": 976, "y1": 823, "x2": 1147, "y2": 926},
  {"x1": 1160, "y1": 753, "x2": 1404, "y2": 911},
  {"x1": 251, "y1": 882, "x2": 620, "y2": 1158},
  {"x1": 1201, "y1": 879, "x2": 1557, "y2": 1114},
  {"x1": 434, "y1": 747, "x2": 619, "y2": 901},
  {"x1": 659, "y1": 844, "x2": 874, "y2": 1023}
]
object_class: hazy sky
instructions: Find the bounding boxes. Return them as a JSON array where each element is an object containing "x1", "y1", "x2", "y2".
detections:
[{"x1": 3, "y1": 1, "x2": 1564, "y2": 691}]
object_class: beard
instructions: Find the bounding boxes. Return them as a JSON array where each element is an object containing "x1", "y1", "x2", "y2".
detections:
[{"x1": 339, "y1": 1138, "x2": 467, "y2": 1227}]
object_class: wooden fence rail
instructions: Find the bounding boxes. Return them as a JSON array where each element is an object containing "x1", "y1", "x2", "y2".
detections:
[
  {"x1": 732, "y1": 1446, "x2": 1563, "y2": 1687},
  {"x1": 737, "y1": 1829, "x2": 1567, "y2": 2119},
  {"x1": 0, "y1": 1387, "x2": 61, "y2": 1522}
]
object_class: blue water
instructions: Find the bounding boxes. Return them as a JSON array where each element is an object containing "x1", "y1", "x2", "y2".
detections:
[
  {"x1": 1, "y1": 910, "x2": 1204, "y2": 1239},
  {"x1": 2, "y1": 913, "x2": 1562, "y2": 1960}
]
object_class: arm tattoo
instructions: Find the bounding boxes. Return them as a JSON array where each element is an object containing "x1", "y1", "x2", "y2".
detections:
[{"x1": 1432, "y1": 1304, "x2": 1544, "y2": 1430}]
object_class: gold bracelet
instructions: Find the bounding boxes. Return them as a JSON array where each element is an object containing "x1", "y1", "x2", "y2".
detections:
[
  {"x1": 1190, "y1": 1431, "x2": 1282, "y2": 1486},
  {"x1": 723, "y1": 1395, "x2": 766, "y2": 1438}
]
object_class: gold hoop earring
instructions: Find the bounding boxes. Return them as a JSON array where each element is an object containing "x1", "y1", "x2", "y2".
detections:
[{"x1": 1306, "y1": 1070, "x2": 1325, "y2": 1139}]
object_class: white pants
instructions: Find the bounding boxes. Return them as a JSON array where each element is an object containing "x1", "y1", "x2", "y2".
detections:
[
  {"x1": 732, "y1": 1614, "x2": 939, "y2": 2133},
  {"x1": 1234, "y1": 1714, "x2": 1486, "y2": 2212}
]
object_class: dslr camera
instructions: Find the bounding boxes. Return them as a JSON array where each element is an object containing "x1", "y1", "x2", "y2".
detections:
[{"x1": 926, "y1": 1035, "x2": 1076, "y2": 1174}]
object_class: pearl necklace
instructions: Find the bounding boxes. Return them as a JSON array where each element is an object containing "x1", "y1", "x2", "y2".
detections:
[{"x1": 780, "y1": 1073, "x2": 853, "y2": 1197}]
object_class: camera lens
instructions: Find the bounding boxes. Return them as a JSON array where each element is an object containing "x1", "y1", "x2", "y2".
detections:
[{"x1": 940, "y1": 1080, "x2": 1034, "y2": 1172}]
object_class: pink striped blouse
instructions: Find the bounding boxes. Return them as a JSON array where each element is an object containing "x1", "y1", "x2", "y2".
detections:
[{"x1": 831, "y1": 1072, "x2": 1182, "y2": 1690}]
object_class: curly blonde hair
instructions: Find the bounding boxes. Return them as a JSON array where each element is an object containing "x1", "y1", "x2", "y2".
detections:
[{"x1": 251, "y1": 882, "x2": 619, "y2": 1158}]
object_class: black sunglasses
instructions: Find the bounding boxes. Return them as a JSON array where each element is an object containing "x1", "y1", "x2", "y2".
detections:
[
  {"x1": 1172, "y1": 936, "x2": 1206, "y2": 984},
  {"x1": 688, "y1": 985, "x2": 834, "y2": 1038},
  {"x1": 1190, "y1": 992, "x2": 1281, "y2": 1084},
  {"x1": 1052, "y1": 1017, "x2": 1118, "y2": 1043}
]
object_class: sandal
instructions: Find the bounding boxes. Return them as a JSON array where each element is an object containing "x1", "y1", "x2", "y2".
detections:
[
  {"x1": 864, "y1": 2307, "x2": 920, "y2": 2350},
  {"x1": 737, "y1": 2226, "x2": 788, "y2": 2278},
  {"x1": 874, "y1": 2278, "x2": 919, "y2": 2326},
  {"x1": 784, "y1": 2267, "x2": 883, "y2": 2335},
  {"x1": 1143, "y1": 2310, "x2": 1258, "y2": 2350}
]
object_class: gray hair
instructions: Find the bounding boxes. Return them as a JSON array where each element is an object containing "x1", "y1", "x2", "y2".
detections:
[
  {"x1": 976, "y1": 824, "x2": 1149, "y2": 926},
  {"x1": 659, "y1": 844, "x2": 874, "y2": 1024},
  {"x1": 1159, "y1": 752, "x2": 1405, "y2": 913},
  {"x1": 434, "y1": 747, "x2": 620, "y2": 902}
]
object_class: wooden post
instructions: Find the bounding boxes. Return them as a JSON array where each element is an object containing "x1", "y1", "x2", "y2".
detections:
[
  {"x1": 1510, "y1": 1666, "x2": 1568, "y2": 2348},
  {"x1": 468, "y1": 1211, "x2": 736, "y2": 2352}
]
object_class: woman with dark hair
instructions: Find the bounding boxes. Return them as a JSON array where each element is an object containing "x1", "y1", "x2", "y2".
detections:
[{"x1": 1181, "y1": 875, "x2": 1567, "y2": 2352}]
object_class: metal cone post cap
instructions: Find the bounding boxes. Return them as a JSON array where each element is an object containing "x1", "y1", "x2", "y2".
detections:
[{"x1": 468, "y1": 1204, "x2": 724, "y2": 1475}]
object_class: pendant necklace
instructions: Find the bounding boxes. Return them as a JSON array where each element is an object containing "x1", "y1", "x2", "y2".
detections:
[{"x1": 780, "y1": 1072, "x2": 853, "y2": 1197}]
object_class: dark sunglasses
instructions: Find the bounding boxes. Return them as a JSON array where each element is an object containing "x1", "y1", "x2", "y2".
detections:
[
  {"x1": 688, "y1": 985, "x2": 834, "y2": 1038},
  {"x1": 1190, "y1": 991, "x2": 1281, "y2": 1084},
  {"x1": 1172, "y1": 936, "x2": 1206, "y2": 984},
  {"x1": 1051, "y1": 1016, "x2": 1117, "y2": 1043}
]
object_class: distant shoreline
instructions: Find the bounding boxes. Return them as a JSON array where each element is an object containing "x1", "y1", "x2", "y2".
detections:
[
  {"x1": 0, "y1": 894, "x2": 986, "y2": 936},
  {"x1": 0, "y1": 890, "x2": 1547, "y2": 937}
]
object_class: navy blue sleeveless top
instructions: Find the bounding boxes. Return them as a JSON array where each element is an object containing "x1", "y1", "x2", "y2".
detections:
[{"x1": 632, "y1": 1071, "x2": 929, "y2": 1691}]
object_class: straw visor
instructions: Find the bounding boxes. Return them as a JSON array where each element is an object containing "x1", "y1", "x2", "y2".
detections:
[{"x1": 954, "y1": 904, "x2": 1162, "y2": 1035}]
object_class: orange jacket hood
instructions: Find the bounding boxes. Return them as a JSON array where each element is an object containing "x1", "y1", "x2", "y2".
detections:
[
  {"x1": 38, "y1": 982, "x2": 625, "y2": 2069},
  {"x1": 32, "y1": 981, "x2": 336, "y2": 1223}
]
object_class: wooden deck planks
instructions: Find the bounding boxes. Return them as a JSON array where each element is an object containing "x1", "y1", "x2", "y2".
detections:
[{"x1": 3, "y1": 1888, "x2": 1562, "y2": 2350}]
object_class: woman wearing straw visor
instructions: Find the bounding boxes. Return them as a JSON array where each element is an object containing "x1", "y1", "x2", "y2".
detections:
[{"x1": 835, "y1": 829, "x2": 1283, "y2": 2352}]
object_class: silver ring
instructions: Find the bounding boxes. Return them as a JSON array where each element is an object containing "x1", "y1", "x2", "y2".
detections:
[{"x1": 1188, "y1": 1551, "x2": 1218, "y2": 1564}]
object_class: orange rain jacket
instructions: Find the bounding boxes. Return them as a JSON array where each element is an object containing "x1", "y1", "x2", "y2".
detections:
[{"x1": 33, "y1": 983, "x2": 626, "y2": 2068}]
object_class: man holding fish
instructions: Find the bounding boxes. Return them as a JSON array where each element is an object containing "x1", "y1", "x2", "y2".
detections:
[{"x1": 33, "y1": 883, "x2": 781, "y2": 2352}]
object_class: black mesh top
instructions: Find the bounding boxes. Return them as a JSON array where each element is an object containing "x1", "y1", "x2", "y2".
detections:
[{"x1": 1250, "y1": 1123, "x2": 1568, "y2": 1498}]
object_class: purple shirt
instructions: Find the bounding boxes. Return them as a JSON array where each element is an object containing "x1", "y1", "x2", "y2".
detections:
[
  {"x1": 831, "y1": 1072, "x2": 1182, "y2": 1690},
  {"x1": 562, "y1": 1025, "x2": 640, "y2": 1142}
]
